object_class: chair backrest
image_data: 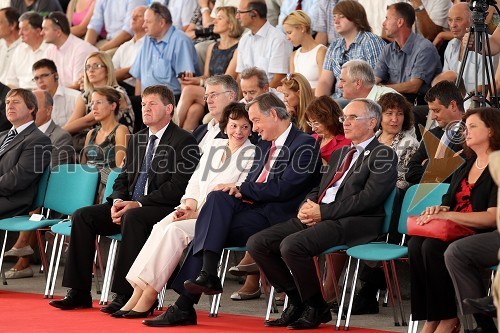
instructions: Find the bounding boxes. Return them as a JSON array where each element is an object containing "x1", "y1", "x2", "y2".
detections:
[
  {"x1": 43, "y1": 164, "x2": 99, "y2": 216},
  {"x1": 102, "y1": 168, "x2": 122, "y2": 203},
  {"x1": 380, "y1": 188, "x2": 398, "y2": 234},
  {"x1": 32, "y1": 167, "x2": 50, "y2": 208},
  {"x1": 398, "y1": 183, "x2": 450, "y2": 235}
]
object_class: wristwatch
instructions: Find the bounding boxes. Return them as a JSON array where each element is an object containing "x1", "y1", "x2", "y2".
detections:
[{"x1": 414, "y1": 4, "x2": 425, "y2": 13}]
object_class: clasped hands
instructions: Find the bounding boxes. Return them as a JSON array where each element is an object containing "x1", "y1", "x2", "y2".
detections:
[
  {"x1": 297, "y1": 199, "x2": 322, "y2": 227},
  {"x1": 111, "y1": 200, "x2": 141, "y2": 225},
  {"x1": 415, "y1": 205, "x2": 450, "y2": 225},
  {"x1": 172, "y1": 206, "x2": 198, "y2": 221}
]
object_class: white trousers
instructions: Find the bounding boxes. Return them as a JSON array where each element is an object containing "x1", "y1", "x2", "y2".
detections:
[{"x1": 125, "y1": 212, "x2": 196, "y2": 292}]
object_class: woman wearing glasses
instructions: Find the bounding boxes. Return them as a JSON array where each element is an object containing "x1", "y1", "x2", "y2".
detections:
[
  {"x1": 281, "y1": 72, "x2": 314, "y2": 133},
  {"x1": 81, "y1": 86, "x2": 128, "y2": 199},
  {"x1": 176, "y1": 6, "x2": 244, "y2": 131},
  {"x1": 64, "y1": 51, "x2": 134, "y2": 153}
]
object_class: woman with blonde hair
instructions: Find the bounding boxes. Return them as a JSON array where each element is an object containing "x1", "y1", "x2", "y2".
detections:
[
  {"x1": 281, "y1": 72, "x2": 314, "y2": 133},
  {"x1": 64, "y1": 51, "x2": 134, "y2": 152},
  {"x1": 283, "y1": 10, "x2": 327, "y2": 89},
  {"x1": 176, "y1": 6, "x2": 244, "y2": 131}
]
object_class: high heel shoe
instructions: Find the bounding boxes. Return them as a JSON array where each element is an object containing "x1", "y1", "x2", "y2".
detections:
[
  {"x1": 123, "y1": 300, "x2": 159, "y2": 319},
  {"x1": 110, "y1": 309, "x2": 130, "y2": 318}
]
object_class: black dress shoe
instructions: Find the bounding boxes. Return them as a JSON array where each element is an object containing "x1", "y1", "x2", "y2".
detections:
[
  {"x1": 464, "y1": 296, "x2": 496, "y2": 317},
  {"x1": 265, "y1": 303, "x2": 304, "y2": 327},
  {"x1": 345, "y1": 294, "x2": 379, "y2": 315},
  {"x1": 142, "y1": 304, "x2": 197, "y2": 327},
  {"x1": 184, "y1": 271, "x2": 223, "y2": 295},
  {"x1": 100, "y1": 294, "x2": 130, "y2": 314},
  {"x1": 49, "y1": 289, "x2": 92, "y2": 310},
  {"x1": 287, "y1": 304, "x2": 332, "y2": 330}
]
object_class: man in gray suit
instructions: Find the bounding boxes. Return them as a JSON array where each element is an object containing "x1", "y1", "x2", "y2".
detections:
[
  {"x1": 4, "y1": 89, "x2": 73, "y2": 280},
  {"x1": 0, "y1": 88, "x2": 51, "y2": 219}
]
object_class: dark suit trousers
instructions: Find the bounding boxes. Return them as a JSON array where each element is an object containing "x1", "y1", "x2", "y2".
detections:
[
  {"x1": 62, "y1": 203, "x2": 173, "y2": 295},
  {"x1": 247, "y1": 218, "x2": 346, "y2": 303},
  {"x1": 444, "y1": 231, "x2": 500, "y2": 315},
  {"x1": 171, "y1": 191, "x2": 271, "y2": 302},
  {"x1": 408, "y1": 236, "x2": 457, "y2": 321}
]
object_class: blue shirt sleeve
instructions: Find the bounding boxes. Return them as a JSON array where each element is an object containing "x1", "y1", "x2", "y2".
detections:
[{"x1": 87, "y1": 0, "x2": 105, "y2": 34}]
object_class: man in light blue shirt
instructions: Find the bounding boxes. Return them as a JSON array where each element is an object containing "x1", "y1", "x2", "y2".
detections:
[
  {"x1": 277, "y1": 0, "x2": 318, "y2": 29},
  {"x1": 130, "y1": 2, "x2": 199, "y2": 98},
  {"x1": 85, "y1": 0, "x2": 147, "y2": 52}
]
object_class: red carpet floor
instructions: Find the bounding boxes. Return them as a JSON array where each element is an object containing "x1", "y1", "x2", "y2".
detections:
[{"x1": 0, "y1": 291, "x2": 397, "y2": 333}]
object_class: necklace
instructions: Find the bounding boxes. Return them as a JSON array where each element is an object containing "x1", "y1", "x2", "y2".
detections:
[{"x1": 475, "y1": 159, "x2": 488, "y2": 170}]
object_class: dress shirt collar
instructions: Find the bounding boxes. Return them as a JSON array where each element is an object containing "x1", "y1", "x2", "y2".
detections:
[
  {"x1": 12, "y1": 120, "x2": 34, "y2": 133},
  {"x1": 155, "y1": 25, "x2": 176, "y2": 45},
  {"x1": 54, "y1": 84, "x2": 64, "y2": 97},
  {"x1": 253, "y1": 21, "x2": 272, "y2": 38},
  {"x1": 38, "y1": 120, "x2": 51, "y2": 133},
  {"x1": 274, "y1": 123, "x2": 293, "y2": 148},
  {"x1": 148, "y1": 121, "x2": 169, "y2": 142},
  {"x1": 391, "y1": 32, "x2": 417, "y2": 55},
  {"x1": 353, "y1": 135, "x2": 376, "y2": 154}
]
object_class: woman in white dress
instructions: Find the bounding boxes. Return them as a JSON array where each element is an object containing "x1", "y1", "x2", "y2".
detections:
[{"x1": 111, "y1": 103, "x2": 255, "y2": 318}]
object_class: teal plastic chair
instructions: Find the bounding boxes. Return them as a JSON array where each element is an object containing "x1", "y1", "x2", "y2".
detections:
[{"x1": 338, "y1": 183, "x2": 450, "y2": 331}]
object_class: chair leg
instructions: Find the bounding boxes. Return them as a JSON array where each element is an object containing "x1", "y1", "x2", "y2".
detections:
[
  {"x1": 408, "y1": 314, "x2": 418, "y2": 333},
  {"x1": 0, "y1": 231, "x2": 8, "y2": 286},
  {"x1": 344, "y1": 258, "x2": 361, "y2": 331},
  {"x1": 327, "y1": 254, "x2": 342, "y2": 303},
  {"x1": 99, "y1": 239, "x2": 117, "y2": 305},
  {"x1": 383, "y1": 288, "x2": 389, "y2": 307},
  {"x1": 265, "y1": 285, "x2": 276, "y2": 321},
  {"x1": 158, "y1": 285, "x2": 167, "y2": 311},
  {"x1": 382, "y1": 261, "x2": 400, "y2": 326},
  {"x1": 44, "y1": 232, "x2": 59, "y2": 298},
  {"x1": 36, "y1": 229, "x2": 48, "y2": 276},
  {"x1": 314, "y1": 256, "x2": 326, "y2": 300},
  {"x1": 93, "y1": 237, "x2": 101, "y2": 294},
  {"x1": 336, "y1": 256, "x2": 352, "y2": 330},
  {"x1": 210, "y1": 249, "x2": 230, "y2": 317},
  {"x1": 49, "y1": 234, "x2": 66, "y2": 298},
  {"x1": 390, "y1": 260, "x2": 407, "y2": 326}
]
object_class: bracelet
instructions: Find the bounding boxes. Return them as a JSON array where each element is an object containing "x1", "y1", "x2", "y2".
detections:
[
  {"x1": 414, "y1": 4, "x2": 425, "y2": 13},
  {"x1": 200, "y1": 7, "x2": 210, "y2": 14}
]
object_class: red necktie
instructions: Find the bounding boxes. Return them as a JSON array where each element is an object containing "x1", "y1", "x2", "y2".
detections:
[
  {"x1": 317, "y1": 147, "x2": 356, "y2": 203},
  {"x1": 295, "y1": 0, "x2": 302, "y2": 10},
  {"x1": 256, "y1": 141, "x2": 276, "y2": 183}
]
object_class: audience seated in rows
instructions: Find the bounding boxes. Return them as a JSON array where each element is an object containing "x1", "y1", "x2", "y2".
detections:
[
  {"x1": 49, "y1": 85, "x2": 200, "y2": 312},
  {"x1": 409, "y1": 107, "x2": 499, "y2": 333},
  {"x1": 42, "y1": 11, "x2": 97, "y2": 89},
  {"x1": 64, "y1": 51, "x2": 134, "y2": 152},
  {"x1": 315, "y1": 0, "x2": 386, "y2": 99},
  {"x1": 5, "y1": 11, "x2": 48, "y2": 89},
  {"x1": 176, "y1": 6, "x2": 243, "y2": 131},
  {"x1": 1, "y1": 89, "x2": 51, "y2": 278},
  {"x1": 236, "y1": 0, "x2": 292, "y2": 88},
  {"x1": 283, "y1": 10, "x2": 327, "y2": 90}
]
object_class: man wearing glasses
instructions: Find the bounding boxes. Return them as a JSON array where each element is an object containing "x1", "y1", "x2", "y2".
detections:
[
  {"x1": 42, "y1": 12, "x2": 97, "y2": 90},
  {"x1": 248, "y1": 99, "x2": 397, "y2": 329},
  {"x1": 130, "y1": 2, "x2": 199, "y2": 101},
  {"x1": 235, "y1": 0, "x2": 292, "y2": 88}
]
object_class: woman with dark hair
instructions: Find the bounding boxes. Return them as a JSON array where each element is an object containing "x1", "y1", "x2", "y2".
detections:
[
  {"x1": 376, "y1": 93, "x2": 418, "y2": 190},
  {"x1": 409, "y1": 107, "x2": 499, "y2": 333},
  {"x1": 81, "y1": 86, "x2": 129, "y2": 193},
  {"x1": 305, "y1": 96, "x2": 350, "y2": 163},
  {"x1": 111, "y1": 103, "x2": 255, "y2": 318}
]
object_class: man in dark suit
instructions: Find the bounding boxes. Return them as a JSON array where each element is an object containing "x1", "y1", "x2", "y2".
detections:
[
  {"x1": 0, "y1": 88, "x2": 51, "y2": 219},
  {"x1": 142, "y1": 92, "x2": 321, "y2": 327},
  {"x1": 49, "y1": 85, "x2": 200, "y2": 311},
  {"x1": 247, "y1": 99, "x2": 398, "y2": 329}
]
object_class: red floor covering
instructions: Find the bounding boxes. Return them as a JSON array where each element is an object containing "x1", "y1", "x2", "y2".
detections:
[{"x1": 0, "y1": 291, "x2": 398, "y2": 333}]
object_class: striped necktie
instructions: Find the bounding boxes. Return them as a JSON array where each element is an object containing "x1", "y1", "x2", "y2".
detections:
[
  {"x1": 0, "y1": 129, "x2": 17, "y2": 154},
  {"x1": 131, "y1": 135, "x2": 158, "y2": 200}
]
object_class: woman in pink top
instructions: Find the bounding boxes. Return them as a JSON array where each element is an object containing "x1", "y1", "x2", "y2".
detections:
[{"x1": 66, "y1": 0, "x2": 96, "y2": 38}]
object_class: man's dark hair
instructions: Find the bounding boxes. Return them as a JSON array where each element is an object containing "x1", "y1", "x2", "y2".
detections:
[
  {"x1": 19, "y1": 11, "x2": 43, "y2": 30},
  {"x1": 149, "y1": 2, "x2": 172, "y2": 24},
  {"x1": 142, "y1": 84, "x2": 175, "y2": 106},
  {"x1": 32, "y1": 58, "x2": 58, "y2": 73},
  {"x1": 389, "y1": 2, "x2": 415, "y2": 28},
  {"x1": 0, "y1": 7, "x2": 20, "y2": 29},
  {"x1": 248, "y1": 0, "x2": 267, "y2": 19},
  {"x1": 45, "y1": 11, "x2": 70, "y2": 35},
  {"x1": 7, "y1": 88, "x2": 38, "y2": 119},
  {"x1": 425, "y1": 80, "x2": 465, "y2": 113}
]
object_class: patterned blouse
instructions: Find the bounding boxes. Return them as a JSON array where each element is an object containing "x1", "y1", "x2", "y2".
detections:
[{"x1": 453, "y1": 178, "x2": 474, "y2": 213}]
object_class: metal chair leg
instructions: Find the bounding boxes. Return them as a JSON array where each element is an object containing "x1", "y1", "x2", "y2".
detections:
[
  {"x1": 99, "y1": 239, "x2": 118, "y2": 305},
  {"x1": 210, "y1": 249, "x2": 231, "y2": 317},
  {"x1": 336, "y1": 256, "x2": 352, "y2": 330},
  {"x1": 382, "y1": 261, "x2": 400, "y2": 326},
  {"x1": 49, "y1": 234, "x2": 66, "y2": 298},
  {"x1": 390, "y1": 260, "x2": 407, "y2": 326},
  {"x1": 265, "y1": 285, "x2": 276, "y2": 321},
  {"x1": 158, "y1": 285, "x2": 167, "y2": 310},
  {"x1": 0, "y1": 231, "x2": 7, "y2": 286},
  {"x1": 344, "y1": 258, "x2": 360, "y2": 331},
  {"x1": 44, "y1": 232, "x2": 59, "y2": 298}
]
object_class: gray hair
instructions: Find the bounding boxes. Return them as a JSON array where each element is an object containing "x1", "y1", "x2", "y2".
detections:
[
  {"x1": 245, "y1": 92, "x2": 289, "y2": 120},
  {"x1": 351, "y1": 98, "x2": 382, "y2": 130},
  {"x1": 205, "y1": 74, "x2": 239, "y2": 101},
  {"x1": 19, "y1": 11, "x2": 43, "y2": 29},
  {"x1": 240, "y1": 67, "x2": 269, "y2": 89},
  {"x1": 342, "y1": 60, "x2": 375, "y2": 87}
]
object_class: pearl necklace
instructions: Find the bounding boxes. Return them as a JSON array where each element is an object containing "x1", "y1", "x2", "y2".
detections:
[{"x1": 475, "y1": 159, "x2": 488, "y2": 170}]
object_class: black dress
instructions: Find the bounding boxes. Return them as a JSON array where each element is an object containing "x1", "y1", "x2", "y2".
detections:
[{"x1": 208, "y1": 42, "x2": 238, "y2": 76}]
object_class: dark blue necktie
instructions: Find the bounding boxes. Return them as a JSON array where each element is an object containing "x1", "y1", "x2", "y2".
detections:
[
  {"x1": 0, "y1": 129, "x2": 17, "y2": 154},
  {"x1": 132, "y1": 135, "x2": 158, "y2": 200}
]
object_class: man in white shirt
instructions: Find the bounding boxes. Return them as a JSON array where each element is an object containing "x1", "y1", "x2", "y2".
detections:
[
  {"x1": 32, "y1": 59, "x2": 79, "y2": 127},
  {"x1": 42, "y1": 12, "x2": 97, "y2": 89},
  {"x1": 5, "y1": 11, "x2": 48, "y2": 89},
  {"x1": 236, "y1": 0, "x2": 292, "y2": 88},
  {"x1": 112, "y1": 6, "x2": 147, "y2": 95},
  {"x1": 0, "y1": 7, "x2": 21, "y2": 84}
]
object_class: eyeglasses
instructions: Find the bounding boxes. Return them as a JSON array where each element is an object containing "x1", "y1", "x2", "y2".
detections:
[
  {"x1": 32, "y1": 72, "x2": 55, "y2": 82},
  {"x1": 306, "y1": 120, "x2": 321, "y2": 128},
  {"x1": 339, "y1": 115, "x2": 373, "y2": 123},
  {"x1": 203, "y1": 91, "x2": 231, "y2": 102},
  {"x1": 85, "y1": 63, "x2": 106, "y2": 71},
  {"x1": 90, "y1": 100, "x2": 111, "y2": 107},
  {"x1": 236, "y1": 9, "x2": 253, "y2": 14}
]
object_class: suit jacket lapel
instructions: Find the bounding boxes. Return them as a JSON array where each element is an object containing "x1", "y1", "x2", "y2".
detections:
[
  {"x1": 149, "y1": 122, "x2": 175, "y2": 184},
  {"x1": 0, "y1": 123, "x2": 36, "y2": 158},
  {"x1": 46, "y1": 120, "x2": 56, "y2": 138},
  {"x1": 319, "y1": 145, "x2": 352, "y2": 193},
  {"x1": 339, "y1": 138, "x2": 380, "y2": 189}
]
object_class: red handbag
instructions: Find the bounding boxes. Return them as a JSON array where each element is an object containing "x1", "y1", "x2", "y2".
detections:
[{"x1": 407, "y1": 216, "x2": 476, "y2": 242}]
